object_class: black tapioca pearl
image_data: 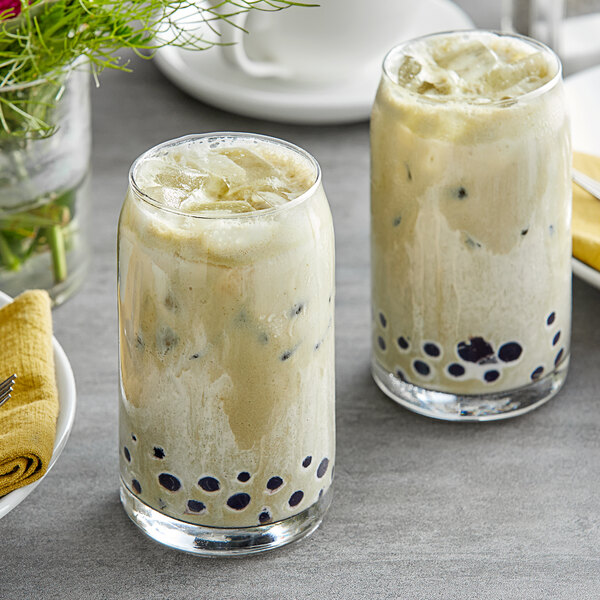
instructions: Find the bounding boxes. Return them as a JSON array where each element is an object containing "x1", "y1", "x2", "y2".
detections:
[
  {"x1": 395, "y1": 369, "x2": 405, "y2": 381},
  {"x1": 132, "y1": 479, "x2": 142, "y2": 494},
  {"x1": 153, "y1": 446, "x2": 165, "y2": 459},
  {"x1": 553, "y1": 331, "x2": 561, "y2": 346},
  {"x1": 456, "y1": 187, "x2": 468, "y2": 199},
  {"x1": 156, "y1": 326, "x2": 178, "y2": 355},
  {"x1": 198, "y1": 476, "x2": 220, "y2": 492},
  {"x1": 484, "y1": 370, "x2": 500, "y2": 383},
  {"x1": 227, "y1": 493, "x2": 251, "y2": 510},
  {"x1": 498, "y1": 342, "x2": 522, "y2": 363},
  {"x1": 259, "y1": 510, "x2": 271, "y2": 524},
  {"x1": 280, "y1": 348, "x2": 296, "y2": 361},
  {"x1": 237, "y1": 471, "x2": 251, "y2": 482},
  {"x1": 397, "y1": 336, "x2": 409, "y2": 350},
  {"x1": 547, "y1": 312, "x2": 556, "y2": 326},
  {"x1": 377, "y1": 336, "x2": 386, "y2": 351},
  {"x1": 318, "y1": 489, "x2": 324, "y2": 499},
  {"x1": 123, "y1": 446, "x2": 131, "y2": 462},
  {"x1": 288, "y1": 491, "x2": 304, "y2": 507},
  {"x1": 317, "y1": 458, "x2": 329, "y2": 479},
  {"x1": 393, "y1": 215, "x2": 402, "y2": 227},
  {"x1": 187, "y1": 500, "x2": 206, "y2": 513},
  {"x1": 457, "y1": 337, "x2": 494, "y2": 363},
  {"x1": 190, "y1": 353, "x2": 201, "y2": 360},
  {"x1": 531, "y1": 366, "x2": 544, "y2": 381},
  {"x1": 413, "y1": 360, "x2": 430, "y2": 376},
  {"x1": 423, "y1": 342, "x2": 441, "y2": 357},
  {"x1": 314, "y1": 342, "x2": 321, "y2": 351},
  {"x1": 555, "y1": 348, "x2": 564, "y2": 366},
  {"x1": 131, "y1": 434, "x2": 137, "y2": 442},
  {"x1": 267, "y1": 476, "x2": 283, "y2": 491},
  {"x1": 464, "y1": 235, "x2": 482, "y2": 249},
  {"x1": 521, "y1": 228, "x2": 529, "y2": 236},
  {"x1": 302, "y1": 456, "x2": 312, "y2": 468},
  {"x1": 158, "y1": 473, "x2": 181, "y2": 492},
  {"x1": 448, "y1": 363, "x2": 465, "y2": 377},
  {"x1": 290, "y1": 303, "x2": 304, "y2": 317},
  {"x1": 379, "y1": 312, "x2": 387, "y2": 328}
]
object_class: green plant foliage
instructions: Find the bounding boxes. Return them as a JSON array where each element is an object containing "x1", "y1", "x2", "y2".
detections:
[{"x1": 0, "y1": 0, "x2": 312, "y2": 136}]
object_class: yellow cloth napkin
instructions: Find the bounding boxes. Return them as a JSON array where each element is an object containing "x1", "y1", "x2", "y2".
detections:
[
  {"x1": 0, "y1": 290, "x2": 58, "y2": 497},
  {"x1": 573, "y1": 152, "x2": 600, "y2": 270}
]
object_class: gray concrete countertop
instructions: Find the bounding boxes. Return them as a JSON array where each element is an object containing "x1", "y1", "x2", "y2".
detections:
[{"x1": 2, "y1": 56, "x2": 600, "y2": 600}]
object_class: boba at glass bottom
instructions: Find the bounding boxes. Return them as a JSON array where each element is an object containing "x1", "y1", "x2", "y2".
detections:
[
  {"x1": 120, "y1": 479, "x2": 332, "y2": 556},
  {"x1": 371, "y1": 356, "x2": 569, "y2": 422}
]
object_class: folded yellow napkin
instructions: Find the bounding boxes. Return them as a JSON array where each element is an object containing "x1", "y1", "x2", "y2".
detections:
[
  {"x1": 0, "y1": 290, "x2": 58, "y2": 497},
  {"x1": 573, "y1": 152, "x2": 600, "y2": 270}
]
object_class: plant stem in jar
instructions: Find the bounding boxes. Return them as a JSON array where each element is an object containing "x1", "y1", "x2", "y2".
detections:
[
  {"x1": 0, "y1": 231, "x2": 20, "y2": 270},
  {"x1": 45, "y1": 224, "x2": 67, "y2": 283}
]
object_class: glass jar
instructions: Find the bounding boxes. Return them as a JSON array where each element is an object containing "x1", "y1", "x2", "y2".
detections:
[
  {"x1": 118, "y1": 133, "x2": 335, "y2": 555},
  {"x1": 370, "y1": 31, "x2": 571, "y2": 421},
  {"x1": 0, "y1": 61, "x2": 90, "y2": 305}
]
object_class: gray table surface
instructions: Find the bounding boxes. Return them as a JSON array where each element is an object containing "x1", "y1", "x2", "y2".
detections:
[{"x1": 2, "y1": 53, "x2": 600, "y2": 599}]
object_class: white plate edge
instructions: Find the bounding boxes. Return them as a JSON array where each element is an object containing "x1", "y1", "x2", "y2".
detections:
[{"x1": 0, "y1": 291, "x2": 77, "y2": 519}]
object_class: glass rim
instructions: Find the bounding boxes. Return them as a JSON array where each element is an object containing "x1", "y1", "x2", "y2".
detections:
[
  {"x1": 381, "y1": 29, "x2": 563, "y2": 108},
  {"x1": 128, "y1": 132, "x2": 323, "y2": 220}
]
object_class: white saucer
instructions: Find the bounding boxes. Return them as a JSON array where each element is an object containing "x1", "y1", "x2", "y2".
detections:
[
  {"x1": 0, "y1": 291, "x2": 77, "y2": 519},
  {"x1": 565, "y1": 65, "x2": 600, "y2": 290},
  {"x1": 153, "y1": 0, "x2": 474, "y2": 124}
]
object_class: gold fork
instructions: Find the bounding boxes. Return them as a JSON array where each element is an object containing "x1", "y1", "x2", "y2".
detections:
[{"x1": 0, "y1": 374, "x2": 17, "y2": 408}]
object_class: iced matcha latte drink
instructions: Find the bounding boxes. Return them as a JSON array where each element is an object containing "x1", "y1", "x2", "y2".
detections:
[
  {"x1": 371, "y1": 31, "x2": 571, "y2": 420},
  {"x1": 118, "y1": 134, "x2": 335, "y2": 554}
]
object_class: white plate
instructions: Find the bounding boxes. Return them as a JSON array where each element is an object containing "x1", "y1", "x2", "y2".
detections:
[
  {"x1": 0, "y1": 291, "x2": 76, "y2": 519},
  {"x1": 572, "y1": 257, "x2": 600, "y2": 290},
  {"x1": 153, "y1": 0, "x2": 474, "y2": 125},
  {"x1": 565, "y1": 65, "x2": 600, "y2": 290}
]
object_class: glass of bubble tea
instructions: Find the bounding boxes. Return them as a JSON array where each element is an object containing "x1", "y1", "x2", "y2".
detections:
[
  {"x1": 370, "y1": 30, "x2": 571, "y2": 421},
  {"x1": 118, "y1": 133, "x2": 335, "y2": 555}
]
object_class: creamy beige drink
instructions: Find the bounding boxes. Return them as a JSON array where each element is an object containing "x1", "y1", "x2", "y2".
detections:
[
  {"x1": 118, "y1": 134, "x2": 334, "y2": 549},
  {"x1": 371, "y1": 31, "x2": 571, "y2": 419}
]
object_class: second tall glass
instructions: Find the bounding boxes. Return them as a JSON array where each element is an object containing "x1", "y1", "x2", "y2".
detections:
[{"x1": 370, "y1": 31, "x2": 572, "y2": 421}]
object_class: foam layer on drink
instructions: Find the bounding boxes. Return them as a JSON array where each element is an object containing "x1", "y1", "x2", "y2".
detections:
[
  {"x1": 391, "y1": 31, "x2": 557, "y2": 102},
  {"x1": 133, "y1": 137, "x2": 316, "y2": 215}
]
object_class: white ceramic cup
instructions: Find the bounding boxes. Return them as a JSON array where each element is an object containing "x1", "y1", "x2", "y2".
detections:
[{"x1": 207, "y1": 0, "x2": 417, "y2": 81}]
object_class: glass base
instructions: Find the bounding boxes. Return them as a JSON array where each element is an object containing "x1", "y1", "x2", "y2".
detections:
[
  {"x1": 371, "y1": 356, "x2": 569, "y2": 422},
  {"x1": 120, "y1": 478, "x2": 332, "y2": 556}
]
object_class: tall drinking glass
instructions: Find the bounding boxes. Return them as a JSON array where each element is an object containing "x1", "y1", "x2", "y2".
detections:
[
  {"x1": 118, "y1": 133, "x2": 335, "y2": 554},
  {"x1": 370, "y1": 31, "x2": 571, "y2": 421}
]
